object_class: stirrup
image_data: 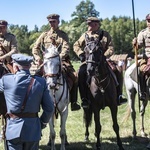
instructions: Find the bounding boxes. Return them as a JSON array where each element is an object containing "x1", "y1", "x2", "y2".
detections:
[
  {"x1": 71, "y1": 102, "x2": 81, "y2": 111},
  {"x1": 81, "y1": 98, "x2": 89, "y2": 109},
  {"x1": 118, "y1": 95, "x2": 127, "y2": 105}
]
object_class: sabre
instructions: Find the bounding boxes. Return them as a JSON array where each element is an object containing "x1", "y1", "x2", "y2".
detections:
[{"x1": 131, "y1": 0, "x2": 140, "y2": 112}]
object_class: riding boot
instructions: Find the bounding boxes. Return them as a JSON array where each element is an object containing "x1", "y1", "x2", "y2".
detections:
[
  {"x1": 78, "y1": 64, "x2": 89, "y2": 109},
  {"x1": 61, "y1": 61, "x2": 81, "y2": 111},
  {"x1": 116, "y1": 85, "x2": 127, "y2": 105},
  {"x1": 139, "y1": 73, "x2": 146, "y2": 101},
  {"x1": 78, "y1": 81, "x2": 89, "y2": 109},
  {"x1": 114, "y1": 69, "x2": 127, "y2": 105},
  {"x1": 70, "y1": 82, "x2": 81, "y2": 111}
]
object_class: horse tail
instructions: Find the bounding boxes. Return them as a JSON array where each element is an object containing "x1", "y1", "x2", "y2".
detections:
[
  {"x1": 83, "y1": 105, "x2": 93, "y2": 127},
  {"x1": 122, "y1": 106, "x2": 131, "y2": 122}
]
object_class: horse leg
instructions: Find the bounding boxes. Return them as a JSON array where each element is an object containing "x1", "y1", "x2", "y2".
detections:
[
  {"x1": 93, "y1": 109, "x2": 101, "y2": 150},
  {"x1": 48, "y1": 115, "x2": 56, "y2": 150},
  {"x1": 60, "y1": 108, "x2": 68, "y2": 150},
  {"x1": 128, "y1": 91, "x2": 137, "y2": 139},
  {"x1": 83, "y1": 107, "x2": 92, "y2": 141},
  {"x1": 85, "y1": 126, "x2": 89, "y2": 142},
  {"x1": 110, "y1": 106, "x2": 124, "y2": 150},
  {"x1": 140, "y1": 100, "x2": 148, "y2": 137},
  {"x1": 131, "y1": 105, "x2": 137, "y2": 139}
]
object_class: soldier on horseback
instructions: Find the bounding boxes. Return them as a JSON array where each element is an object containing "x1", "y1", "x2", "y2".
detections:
[
  {"x1": 132, "y1": 13, "x2": 150, "y2": 102},
  {"x1": 0, "y1": 20, "x2": 18, "y2": 116},
  {"x1": 32, "y1": 14, "x2": 80, "y2": 111},
  {"x1": 0, "y1": 20, "x2": 18, "y2": 73},
  {"x1": 73, "y1": 16, "x2": 127, "y2": 108}
]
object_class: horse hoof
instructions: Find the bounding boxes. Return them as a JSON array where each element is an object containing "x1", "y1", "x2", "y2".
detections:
[
  {"x1": 119, "y1": 147, "x2": 125, "y2": 150},
  {"x1": 141, "y1": 132, "x2": 148, "y2": 137},
  {"x1": 96, "y1": 146, "x2": 101, "y2": 150},
  {"x1": 47, "y1": 141, "x2": 51, "y2": 147},
  {"x1": 84, "y1": 136, "x2": 89, "y2": 142},
  {"x1": 65, "y1": 140, "x2": 70, "y2": 146}
]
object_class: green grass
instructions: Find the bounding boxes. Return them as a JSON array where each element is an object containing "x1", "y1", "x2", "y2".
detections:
[{"x1": 0, "y1": 61, "x2": 150, "y2": 150}]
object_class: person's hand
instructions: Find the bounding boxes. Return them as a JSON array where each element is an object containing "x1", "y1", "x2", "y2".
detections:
[
  {"x1": 132, "y1": 38, "x2": 137, "y2": 47},
  {"x1": 79, "y1": 53, "x2": 86, "y2": 62}
]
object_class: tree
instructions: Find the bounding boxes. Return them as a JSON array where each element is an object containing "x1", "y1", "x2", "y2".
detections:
[{"x1": 71, "y1": 0, "x2": 99, "y2": 26}]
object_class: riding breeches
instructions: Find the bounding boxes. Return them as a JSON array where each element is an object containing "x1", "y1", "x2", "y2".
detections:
[
  {"x1": 114, "y1": 69, "x2": 123, "y2": 96},
  {"x1": 78, "y1": 64, "x2": 88, "y2": 100},
  {"x1": 62, "y1": 60, "x2": 78, "y2": 103}
]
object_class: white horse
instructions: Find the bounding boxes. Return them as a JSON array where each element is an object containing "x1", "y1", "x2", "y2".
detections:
[
  {"x1": 43, "y1": 44, "x2": 70, "y2": 150},
  {"x1": 124, "y1": 62, "x2": 148, "y2": 139}
]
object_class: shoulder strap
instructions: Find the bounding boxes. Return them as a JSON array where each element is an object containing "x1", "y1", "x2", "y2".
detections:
[
  {"x1": 41, "y1": 32, "x2": 48, "y2": 53},
  {"x1": 21, "y1": 77, "x2": 35, "y2": 112},
  {"x1": 98, "y1": 30, "x2": 104, "y2": 43}
]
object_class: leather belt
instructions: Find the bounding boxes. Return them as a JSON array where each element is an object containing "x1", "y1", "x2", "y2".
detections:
[{"x1": 7, "y1": 112, "x2": 38, "y2": 119}]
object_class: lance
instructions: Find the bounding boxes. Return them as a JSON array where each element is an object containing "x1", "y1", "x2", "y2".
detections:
[{"x1": 131, "y1": 0, "x2": 140, "y2": 112}]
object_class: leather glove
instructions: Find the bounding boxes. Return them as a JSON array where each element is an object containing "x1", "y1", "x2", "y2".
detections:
[{"x1": 79, "y1": 53, "x2": 86, "y2": 62}]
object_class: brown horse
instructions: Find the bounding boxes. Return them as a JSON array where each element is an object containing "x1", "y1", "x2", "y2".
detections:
[{"x1": 83, "y1": 34, "x2": 124, "y2": 150}]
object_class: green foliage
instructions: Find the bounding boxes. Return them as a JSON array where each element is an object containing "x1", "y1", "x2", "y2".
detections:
[{"x1": 71, "y1": 0, "x2": 99, "y2": 26}]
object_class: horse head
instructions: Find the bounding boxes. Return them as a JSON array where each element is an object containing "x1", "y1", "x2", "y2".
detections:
[
  {"x1": 44, "y1": 44, "x2": 62, "y2": 89},
  {"x1": 84, "y1": 34, "x2": 106, "y2": 78}
]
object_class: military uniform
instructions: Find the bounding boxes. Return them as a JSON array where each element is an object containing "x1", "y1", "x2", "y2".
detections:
[
  {"x1": 32, "y1": 28, "x2": 69, "y2": 61},
  {"x1": 74, "y1": 17, "x2": 127, "y2": 107},
  {"x1": 0, "y1": 20, "x2": 18, "y2": 116},
  {"x1": 0, "y1": 20, "x2": 18, "y2": 63},
  {"x1": 74, "y1": 29, "x2": 114, "y2": 58},
  {"x1": 32, "y1": 14, "x2": 80, "y2": 111},
  {"x1": 137, "y1": 27, "x2": 150, "y2": 71},
  {"x1": 0, "y1": 54, "x2": 54, "y2": 150},
  {"x1": 135, "y1": 13, "x2": 150, "y2": 100}
]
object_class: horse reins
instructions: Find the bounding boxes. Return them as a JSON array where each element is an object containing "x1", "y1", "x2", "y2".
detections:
[
  {"x1": 44, "y1": 54, "x2": 68, "y2": 118},
  {"x1": 94, "y1": 74, "x2": 111, "y2": 93}
]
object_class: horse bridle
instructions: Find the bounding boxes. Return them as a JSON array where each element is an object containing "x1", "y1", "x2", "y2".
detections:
[
  {"x1": 86, "y1": 49, "x2": 111, "y2": 93},
  {"x1": 44, "y1": 54, "x2": 67, "y2": 117},
  {"x1": 44, "y1": 54, "x2": 62, "y2": 79}
]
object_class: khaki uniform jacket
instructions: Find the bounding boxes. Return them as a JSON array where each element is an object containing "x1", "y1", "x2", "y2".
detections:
[
  {"x1": 137, "y1": 27, "x2": 150, "y2": 57},
  {"x1": 32, "y1": 28, "x2": 69, "y2": 61},
  {"x1": 73, "y1": 29, "x2": 114, "y2": 58},
  {"x1": 0, "y1": 32, "x2": 18, "y2": 62}
]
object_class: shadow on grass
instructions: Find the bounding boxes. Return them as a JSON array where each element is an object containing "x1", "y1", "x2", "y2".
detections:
[
  {"x1": 102, "y1": 136, "x2": 149, "y2": 150},
  {"x1": 39, "y1": 141, "x2": 95, "y2": 150},
  {"x1": 39, "y1": 136, "x2": 150, "y2": 150}
]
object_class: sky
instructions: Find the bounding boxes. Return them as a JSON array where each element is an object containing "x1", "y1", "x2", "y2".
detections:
[{"x1": 1, "y1": 0, "x2": 149, "y2": 31}]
